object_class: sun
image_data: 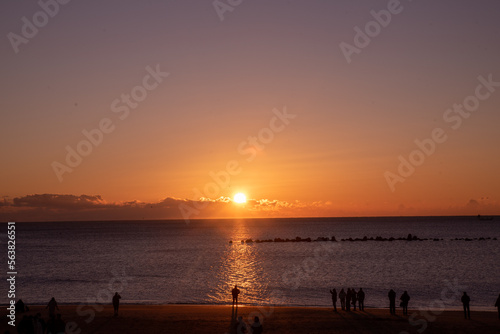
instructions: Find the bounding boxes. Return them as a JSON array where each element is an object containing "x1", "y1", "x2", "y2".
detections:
[{"x1": 233, "y1": 193, "x2": 247, "y2": 204}]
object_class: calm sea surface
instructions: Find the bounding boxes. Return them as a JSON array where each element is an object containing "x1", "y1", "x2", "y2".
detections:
[{"x1": 2, "y1": 217, "x2": 499, "y2": 310}]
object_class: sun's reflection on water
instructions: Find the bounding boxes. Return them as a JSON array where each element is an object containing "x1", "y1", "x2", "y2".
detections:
[{"x1": 207, "y1": 220, "x2": 269, "y2": 305}]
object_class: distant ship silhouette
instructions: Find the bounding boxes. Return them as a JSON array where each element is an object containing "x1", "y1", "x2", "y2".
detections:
[{"x1": 477, "y1": 214, "x2": 494, "y2": 221}]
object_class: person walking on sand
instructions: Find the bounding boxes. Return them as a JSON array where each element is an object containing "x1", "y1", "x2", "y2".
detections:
[
  {"x1": 232, "y1": 285, "x2": 241, "y2": 306},
  {"x1": 351, "y1": 288, "x2": 358, "y2": 311},
  {"x1": 45, "y1": 297, "x2": 59, "y2": 318},
  {"x1": 358, "y1": 288, "x2": 365, "y2": 311},
  {"x1": 461, "y1": 292, "x2": 471, "y2": 319},
  {"x1": 339, "y1": 288, "x2": 346, "y2": 310},
  {"x1": 495, "y1": 294, "x2": 500, "y2": 319},
  {"x1": 400, "y1": 291, "x2": 410, "y2": 315},
  {"x1": 112, "y1": 292, "x2": 121, "y2": 317},
  {"x1": 329, "y1": 288, "x2": 337, "y2": 312},
  {"x1": 388, "y1": 289, "x2": 396, "y2": 315}
]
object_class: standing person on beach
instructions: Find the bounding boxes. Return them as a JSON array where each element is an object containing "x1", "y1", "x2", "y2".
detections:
[
  {"x1": 461, "y1": 292, "x2": 471, "y2": 319},
  {"x1": 112, "y1": 292, "x2": 122, "y2": 317},
  {"x1": 339, "y1": 288, "x2": 346, "y2": 310},
  {"x1": 400, "y1": 291, "x2": 410, "y2": 315},
  {"x1": 15, "y1": 299, "x2": 27, "y2": 313},
  {"x1": 45, "y1": 297, "x2": 59, "y2": 318},
  {"x1": 495, "y1": 294, "x2": 500, "y2": 319},
  {"x1": 329, "y1": 288, "x2": 337, "y2": 312},
  {"x1": 388, "y1": 290, "x2": 396, "y2": 315},
  {"x1": 346, "y1": 288, "x2": 351, "y2": 311},
  {"x1": 232, "y1": 285, "x2": 241, "y2": 306},
  {"x1": 358, "y1": 288, "x2": 365, "y2": 311},
  {"x1": 351, "y1": 288, "x2": 357, "y2": 311}
]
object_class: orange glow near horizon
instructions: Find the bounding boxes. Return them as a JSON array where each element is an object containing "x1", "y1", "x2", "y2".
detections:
[{"x1": 1, "y1": 2, "x2": 500, "y2": 222}]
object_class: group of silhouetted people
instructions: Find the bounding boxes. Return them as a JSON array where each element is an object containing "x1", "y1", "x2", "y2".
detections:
[
  {"x1": 13, "y1": 298, "x2": 64, "y2": 334},
  {"x1": 16, "y1": 312, "x2": 65, "y2": 334},
  {"x1": 16, "y1": 297, "x2": 66, "y2": 334},
  {"x1": 13, "y1": 293, "x2": 122, "y2": 334},
  {"x1": 230, "y1": 285, "x2": 264, "y2": 334},
  {"x1": 233, "y1": 315, "x2": 263, "y2": 334},
  {"x1": 387, "y1": 289, "x2": 411, "y2": 315},
  {"x1": 14, "y1": 298, "x2": 67, "y2": 334},
  {"x1": 329, "y1": 288, "x2": 500, "y2": 320},
  {"x1": 330, "y1": 288, "x2": 365, "y2": 312},
  {"x1": 11, "y1": 286, "x2": 499, "y2": 334},
  {"x1": 389, "y1": 290, "x2": 499, "y2": 319}
]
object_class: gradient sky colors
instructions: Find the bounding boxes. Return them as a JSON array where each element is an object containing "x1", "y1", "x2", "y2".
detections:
[{"x1": 1, "y1": 0, "x2": 500, "y2": 221}]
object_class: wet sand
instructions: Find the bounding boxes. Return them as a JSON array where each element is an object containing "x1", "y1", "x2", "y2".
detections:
[{"x1": 2, "y1": 304, "x2": 499, "y2": 333}]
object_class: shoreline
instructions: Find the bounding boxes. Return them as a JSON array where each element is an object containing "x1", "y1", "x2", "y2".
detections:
[
  {"x1": 2, "y1": 304, "x2": 499, "y2": 333},
  {"x1": 2, "y1": 302, "x2": 497, "y2": 312}
]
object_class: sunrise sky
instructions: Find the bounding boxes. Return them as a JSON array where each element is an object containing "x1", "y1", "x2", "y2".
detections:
[{"x1": 1, "y1": 0, "x2": 500, "y2": 221}]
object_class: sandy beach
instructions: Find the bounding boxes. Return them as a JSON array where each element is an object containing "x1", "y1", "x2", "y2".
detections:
[{"x1": 2, "y1": 304, "x2": 499, "y2": 333}]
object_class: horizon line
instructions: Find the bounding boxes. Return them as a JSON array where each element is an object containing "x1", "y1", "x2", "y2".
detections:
[{"x1": 8, "y1": 214, "x2": 498, "y2": 223}]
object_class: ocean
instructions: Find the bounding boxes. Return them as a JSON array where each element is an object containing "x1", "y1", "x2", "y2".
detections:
[{"x1": 2, "y1": 217, "x2": 499, "y2": 310}]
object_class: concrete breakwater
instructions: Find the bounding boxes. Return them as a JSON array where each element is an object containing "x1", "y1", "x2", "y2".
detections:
[{"x1": 229, "y1": 234, "x2": 498, "y2": 244}]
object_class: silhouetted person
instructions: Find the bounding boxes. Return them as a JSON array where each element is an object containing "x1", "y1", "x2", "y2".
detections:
[
  {"x1": 351, "y1": 288, "x2": 357, "y2": 311},
  {"x1": 400, "y1": 291, "x2": 410, "y2": 315},
  {"x1": 388, "y1": 289, "x2": 396, "y2": 315},
  {"x1": 339, "y1": 288, "x2": 346, "y2": 310},
  {"x1": 495, "y1": 294, "x2": 500, "y2": 319},
  {"x1": 232, "y1": 285, "x2": 241, "y2": 306},
  {"x1": 113, "y1": 292, "x2": 121, "y2": 317},
  {"x1": 15, "y1": 299, "x2": 27, "y2": 313},
  {"x1": 329, "y1": 288, "x2": 337, "y2": 311},
  {"x1": 234, "y1": 316, "x2": 247, "y2": 334},
  {"x1": 345, "y1": 288, "x2": 351, "y2": 311},
  {"x1": 358, "y1": 288, "x2": 365, "y2": 311},
  {"x1": 251, "y1": 316, "x2": 263, "y2": 334},
  {"x1": 461, "y1": 292, "x2": 470, "y2": 319},
  {"x1": 45, "y1": 297, "x2": 59, "y2": 318}
]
